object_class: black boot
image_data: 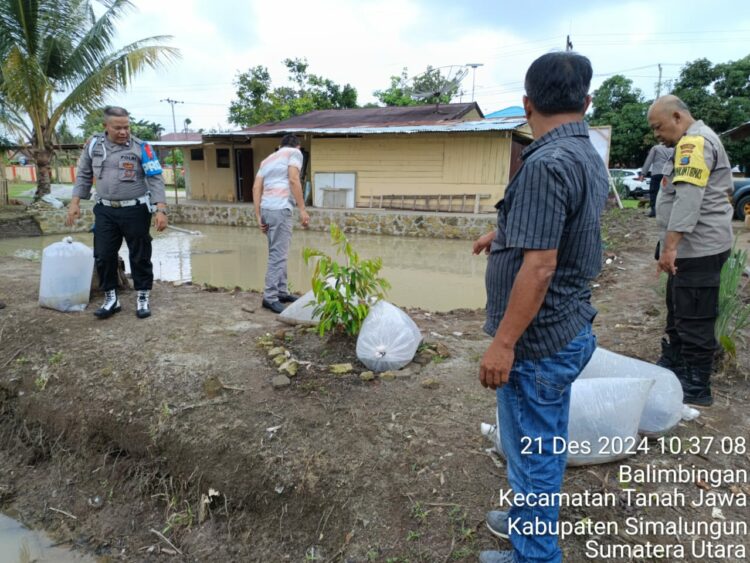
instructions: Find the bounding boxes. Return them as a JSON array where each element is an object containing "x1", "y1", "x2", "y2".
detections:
[
  {"x1": 682, "y1": 364, "x2": 714, "y2": 407},
  {"x1": 136, "y1": 290, "x2": 151, "y2": 319},
  {"x1": 656, "y1": 338, "x2": 681, "y2": 370},
  {"x1": 94, "y1": 289, "x2": 121, "y2": 319}
]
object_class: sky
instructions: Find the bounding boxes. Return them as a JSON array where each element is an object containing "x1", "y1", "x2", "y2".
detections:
[{"x1": 93, "y1": 0, "x2": 750, "y2": 133}]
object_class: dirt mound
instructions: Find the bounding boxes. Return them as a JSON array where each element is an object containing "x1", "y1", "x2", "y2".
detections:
[{"x1": 1, "y1": 209, "x2": 748, "y2": 562}]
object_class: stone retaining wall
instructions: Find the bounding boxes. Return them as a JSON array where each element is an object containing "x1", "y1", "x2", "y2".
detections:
[{"x1": 25, "y1": 203, "x2": 497, "y2": 240}]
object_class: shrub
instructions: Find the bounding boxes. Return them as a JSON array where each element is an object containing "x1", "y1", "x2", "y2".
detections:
[
  {"x1": 303, "y1": 224, "x2": 390, "y2": 337},
  {"x1": 716, "y1": 244, "x2": 750, "y2": 362}
]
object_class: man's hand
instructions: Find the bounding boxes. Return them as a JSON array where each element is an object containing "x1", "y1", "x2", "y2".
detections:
[
  {"x1": 300, "y1": 209, "x2": 310, "y2": 228},
  {"x1": 480, "y1": 340, "x2": 514, "y2": 390},
  {"x1": 472, "y1": 230, "x2": 496, "y2": 255},
  {"x1": 154, "y1": 210, "x2": 168, "y2": 232},
  {"x1": 257, "y1": 215, "x2": 269, "y2": 234},
  {"x1": 658, "y1": 247, "x2": 678, "y2": 275},
  {"x1": 65, "y1": 201, "x2": 81, "y2": 226}
]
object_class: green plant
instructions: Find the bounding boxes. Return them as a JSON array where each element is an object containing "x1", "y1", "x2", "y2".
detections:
[
  {"x1": 303, "y1": 224, "x2": 390, "y2": 337},
  {"x1": 48, "y1": 351, "x2": 64, "y2": 365},
  {"x1": 611, "y1": 177, "x2": 629, "y2": 200},
  {"x1": 406, "y1": 530, "x2": 421, "y2": 541},
  {"x1": 410, "y1": 501, "x2": 429, "y2": 524},
  {"x1": 716, "y1": 244, "x2": 750, "y2": 361}
]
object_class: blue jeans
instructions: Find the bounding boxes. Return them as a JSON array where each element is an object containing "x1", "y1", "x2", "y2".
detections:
[{"x1": 498, "y1": 324, "x2": 596, "y2": 563}]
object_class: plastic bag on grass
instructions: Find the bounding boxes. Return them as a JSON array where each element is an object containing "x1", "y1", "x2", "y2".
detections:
[
  {"x1": 488, "y1": 377, "x2": 654, "y2": 466},
  {"x1": 356, "y1": 301, "x2": 422, "y2": 372},
  {"x1": 278, "y1": 290, "x2": 319, "y2": 326},
  {"x1": 579, "y1": 347, "x2": 683, "y2": 436},
  {"x1": 39, "y1": 237, "x2": 94, "y2": 312}
]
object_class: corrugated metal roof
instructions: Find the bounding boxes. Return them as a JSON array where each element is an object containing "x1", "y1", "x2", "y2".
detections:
[
  {"x1": 242, "y1": 103, "x2": 483, "y2": 132},
  {"x1": 150, "y1": 140, "x2": 203, "y2": 147},
  {"x1": 722, "y1": 121, "x2": 750, "y2": 141},
  {"x1": 205, "y1": 117, "x2": 527, "y2": 139},
  {"x1": 485, "y1": 106, "x2": 525, "y2": 119}
]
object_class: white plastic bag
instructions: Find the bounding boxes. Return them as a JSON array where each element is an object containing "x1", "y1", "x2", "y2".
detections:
[
  {"x1": 278, "y1": 290, "x2": 320, "y2": 326},
  {"x1": 356, "y1": 301, "x2": 422, "y2": 372},
  {"x1": 579, "y1": 348, "x2": 683, "y2": 436},
  {"x1": 38, "y1": 237, "x2": 94, "y2": 312},
  {"x1": 488, "y1": 377, "x2": 654, "y2": 466}
]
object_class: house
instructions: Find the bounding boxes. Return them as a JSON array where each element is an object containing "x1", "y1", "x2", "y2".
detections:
[{"x1": 181, "y1": 103, "x2": 532, "y2": 212}]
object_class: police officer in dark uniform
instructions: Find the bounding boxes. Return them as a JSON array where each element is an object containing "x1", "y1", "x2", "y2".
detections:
[{"x1": 66, "y1": 106, "x2": 168, "y2": 319}]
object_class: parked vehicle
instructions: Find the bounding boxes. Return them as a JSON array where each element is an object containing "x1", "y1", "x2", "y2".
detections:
[
  {"x1": 733, "y1": 178, "x2": 750, "y2": 220},
  {"x1": 608, "y1": 168, "x2": 650, "y2": 198}
]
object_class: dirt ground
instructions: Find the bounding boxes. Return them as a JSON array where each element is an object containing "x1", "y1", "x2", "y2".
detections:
[{"x1": 0, "y1": 208, "x2": 748, "y2": 563}]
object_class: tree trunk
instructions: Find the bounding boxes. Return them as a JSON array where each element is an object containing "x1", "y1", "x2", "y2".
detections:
[{"x1": 32, "y1": 149, "x2": 53, "y2": 199}]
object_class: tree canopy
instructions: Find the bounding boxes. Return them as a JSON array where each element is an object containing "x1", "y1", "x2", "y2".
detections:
[
  {"x1": 0, "y1": 0, "x2": 179, "y2": 196},
  {"x1": 228, "y1": 58, "x2": 357, "y2": 127},
  {"x1": 590, "y1": 57, "x2": 750, "y2": 170},
  {"x1": 588, "y1": 75, "x2": 652, "y2": 168},
  {"x1": 373, "y1": 67, "x2": 461, "y2": 106}
]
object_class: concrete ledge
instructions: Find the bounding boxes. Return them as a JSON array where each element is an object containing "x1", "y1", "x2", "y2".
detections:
[{"x1": 25, "y1": 201, "x2": 498, "y2": 241}]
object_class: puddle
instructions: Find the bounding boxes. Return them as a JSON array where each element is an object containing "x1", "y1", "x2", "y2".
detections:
[
  {"x1": 0, "y1": 224, "x2": 488, "y2": 311},
  {"x1": 0, "y1": 513, "x2": 96, "y2": 562}
]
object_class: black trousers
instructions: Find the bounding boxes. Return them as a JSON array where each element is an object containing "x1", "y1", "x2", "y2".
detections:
[
  {"x1": 665, "y1": 250, "x2": 730, "y2": 365},
  {"x1": 93, "y1": 203, "x2": 153, "y2": 291},
  {"x1": 649, "y1": 174, "x2": 663, "y2": 209}
]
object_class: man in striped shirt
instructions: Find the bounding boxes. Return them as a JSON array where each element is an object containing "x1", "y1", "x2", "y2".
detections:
[{"x1": 474, "y1": 52, "x2": 609, "y2": 563}]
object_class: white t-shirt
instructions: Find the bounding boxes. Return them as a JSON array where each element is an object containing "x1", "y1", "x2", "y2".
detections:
[{"x1": 258, "y1": 147, "x2": 303, "y2": 210}]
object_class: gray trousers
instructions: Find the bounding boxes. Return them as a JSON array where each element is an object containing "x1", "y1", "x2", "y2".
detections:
[{"x1": 261, "y1": 208, "x2": 293, "y2": 301}]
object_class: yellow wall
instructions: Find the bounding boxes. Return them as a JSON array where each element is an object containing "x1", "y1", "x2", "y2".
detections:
[
  {"x1": 310, "y1": 133, "x2": 512, "y2": 211},
  {"x1": 186, "y1": 144, "x2": 246, "y2": 202}
]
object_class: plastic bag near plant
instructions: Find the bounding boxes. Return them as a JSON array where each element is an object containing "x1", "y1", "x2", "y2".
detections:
[
  {"x1": 302, "y1": 224, "x2": 390, "y2": 337},
  {"x1": 716, "y1": 244, "x2": 750, "y2": 362},
  {"x1": 356, "y1": 301, "x2": 422, "y2": 372}
]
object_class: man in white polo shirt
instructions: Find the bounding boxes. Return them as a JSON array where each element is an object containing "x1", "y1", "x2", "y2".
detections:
[{"x1": 253, "y1": 134, "x2": 310, "y2": 314}]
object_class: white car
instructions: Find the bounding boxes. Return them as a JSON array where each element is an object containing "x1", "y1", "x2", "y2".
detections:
[{"x1": 609, "y1": 168, "x2": 650, "y2": 198}]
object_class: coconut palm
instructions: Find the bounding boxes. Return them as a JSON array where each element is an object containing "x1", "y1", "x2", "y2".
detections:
[{"x1": 0, "y1": 0, "x2": 179, "y2": 198}]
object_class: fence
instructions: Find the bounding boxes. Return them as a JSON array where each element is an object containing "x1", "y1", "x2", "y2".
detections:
[
  {"x1": 0, "y1": 178, "x2": 8, "y2": 205},
  {"x1": 365, "y1": 193, "x2": 492, "y2": 214},
  {"x1": 3, "y1": 165, "x2": 181, "y2": 185}
]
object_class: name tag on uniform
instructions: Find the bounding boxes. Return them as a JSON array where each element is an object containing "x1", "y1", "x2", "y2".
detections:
[{"x1": 119, "y1": 154, "x2": 138, "y2": 181}]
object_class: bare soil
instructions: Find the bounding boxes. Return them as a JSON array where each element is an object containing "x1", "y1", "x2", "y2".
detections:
[{"x1": 0, "y1": 208, "x2": 748, "y2": 562}]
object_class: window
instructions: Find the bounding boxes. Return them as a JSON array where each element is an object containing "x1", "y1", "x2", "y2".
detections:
[
  {"x1": 190, "y1": 148, "x2": 204, "y2": 161},
  {"x1": 216, "y1": 148, "x2": 230, "y2": 168}
]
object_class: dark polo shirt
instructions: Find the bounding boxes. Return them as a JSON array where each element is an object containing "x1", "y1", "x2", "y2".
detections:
[{"x1": 484, "y1": 121, "x2": 609, "y2": 360}]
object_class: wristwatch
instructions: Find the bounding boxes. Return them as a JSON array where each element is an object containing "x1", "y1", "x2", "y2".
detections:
[{"x1": 156, "y1": 207, "x2": 168, "y2": 216}]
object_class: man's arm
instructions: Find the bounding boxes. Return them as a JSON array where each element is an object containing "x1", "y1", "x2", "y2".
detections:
[
  {"x1": 145, "y1": 172, "x2": 168, "y2": 232},
  {"x1": 288, "y1": 165, "x2": 310, "y2": 227},
  {"x1": 66, "y1": 142, "x2": 94, "y2": 226},
  {"x1": 640, "y1": 146, "x2": 655, "y2": 180},
  {"x1": 480, "y1": 249, "x2": 558, "y2": 389},
  {"x1": 659, "y1": 135, "x2": 713, "y2": 273},
  {"x1": 253, "y1": 174, "x2": 267, "y2": 233}
]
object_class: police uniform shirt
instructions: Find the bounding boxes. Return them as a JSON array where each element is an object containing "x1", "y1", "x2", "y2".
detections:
[
  {"x1": 655, "y1": 120, "x2": 734, "y2": 259},
  {"x1": 73, "y1": 134, "x2": 166, "y2": 204}
]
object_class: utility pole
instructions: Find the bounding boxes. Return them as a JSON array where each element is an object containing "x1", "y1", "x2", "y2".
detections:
[
  {"x1": 466, "y1": 63, "x2": 483, "y2": 102},
  {"x1": 566, "y1": 35, "x2": 573, "y2": 51},
  {"x1": 160, "y1": 98, "x2": 183, "y2": 204},
  {"x1": 656, "y1": 63, "x2": 663, "y2": 98}
]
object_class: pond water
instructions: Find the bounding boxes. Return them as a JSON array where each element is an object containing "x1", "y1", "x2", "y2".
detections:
[
  {"x1": 0, "y1": 513, "x2": 95, "y2": 562},
  {"x1": 0, "y1": 224, "x2": 489, "y2": 311}
]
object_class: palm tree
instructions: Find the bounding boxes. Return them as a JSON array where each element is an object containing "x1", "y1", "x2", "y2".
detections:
[{"x1": 0, "y1": 0, "x2": 179, "y2": 198}]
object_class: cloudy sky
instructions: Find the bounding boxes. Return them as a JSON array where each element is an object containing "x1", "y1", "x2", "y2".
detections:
[{"x1": 102, "y1": 0, "x2": 750, "y2": 133}]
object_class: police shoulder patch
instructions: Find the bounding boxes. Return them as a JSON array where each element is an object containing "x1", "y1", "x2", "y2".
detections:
[{"x1": 672, "y1": 135, "x2": 709, "y2": 188}]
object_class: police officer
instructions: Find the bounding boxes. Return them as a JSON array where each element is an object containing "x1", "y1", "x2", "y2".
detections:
[
  {"x1": 66, "y1": 106, "x2": 168, "y2": 319},
  {"x1": 639, "y1": 142, "x2": 673, "y2": 217},
  {"x1": 647, "y1": 95, "x2": 734, "y2": 406}
]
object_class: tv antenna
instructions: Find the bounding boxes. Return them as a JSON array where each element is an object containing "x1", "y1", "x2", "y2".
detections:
[{"x1": 410, "y1": 65, "x2": 469, "y2": 112}]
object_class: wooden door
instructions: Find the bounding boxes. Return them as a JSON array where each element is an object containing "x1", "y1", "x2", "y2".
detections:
[{"x1": 235, "y1": 148, "x2": 254, "y2": 202}]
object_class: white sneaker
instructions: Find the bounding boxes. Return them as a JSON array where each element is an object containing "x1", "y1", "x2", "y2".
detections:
[
  {"x1": 136, "y1": 290, "x2": 151, "y2": 318},
  {"x1": 94, "y1": 290, "x2": 121, "y2": 319}
]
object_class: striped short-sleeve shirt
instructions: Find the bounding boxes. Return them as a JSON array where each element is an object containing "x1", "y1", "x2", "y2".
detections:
[
  {"x1": 259, "y1": 147, "x2": 304, "y2": 211},
  {"x1": 484, "y1": 121, "x2": 609, "y2": 360}
]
